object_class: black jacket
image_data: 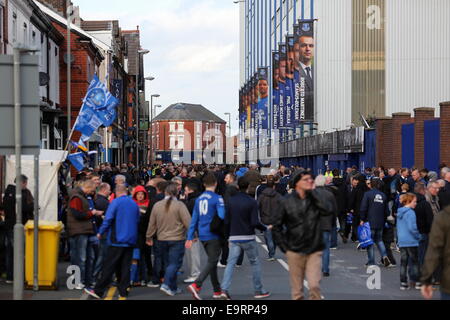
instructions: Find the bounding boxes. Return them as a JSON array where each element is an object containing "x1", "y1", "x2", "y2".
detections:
[
  {"x1": 3, "y1": 185, "x2": 34, "y2": 230},
  {"x1": 257, "y1": 187, "x2": 283, "y2": 225},
  {"x1": 438, "y1": 183, "x2": 450, "y2": 211},
  {"x1": 348, "y1": 182, "x2": 370, "y2": 216},
  {"x1": 272, "y1": 189, "x2": 334, "y2": 255},
  {"x1": 332, "y1": 177, "x2": 348, "y2": 216},
  {"x1": 318, "y1": 187, "x2": 338, "y2": 232},
  {"x1": 184, "y1": 191, "x2": 202, "y2": 216},
  {"x1": 360, "y1": 188, "x2": 389, "y2": 229},
  {"x1": 414, "y1": 193, "x2": 434, "y2": 235}
]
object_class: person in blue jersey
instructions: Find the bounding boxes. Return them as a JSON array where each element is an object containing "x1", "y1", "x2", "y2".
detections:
[
  {"x1": 186, "y1": 172, "x2": 226, "y2": 300},
  {"x1": 219, "y1": 178, "x2": 271, "y2": 300},
  {"x1": 84, "y1": 184, "x2": 140, "y2": 300}
]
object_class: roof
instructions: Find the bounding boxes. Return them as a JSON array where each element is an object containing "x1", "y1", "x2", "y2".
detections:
[
  {"x1": 33, "y1": 0, "x2": 109, "y2": 53},
  {"x1": 154, "y1": 103, "x2": 226, "y2": 123},
  {"x1": 81, "y1": 20, "x2": 114, "y2": 31}
]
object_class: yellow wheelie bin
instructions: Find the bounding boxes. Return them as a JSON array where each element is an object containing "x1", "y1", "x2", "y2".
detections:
[{"x1": 24, "y1": 221, "x2": 63, "y2": 290}]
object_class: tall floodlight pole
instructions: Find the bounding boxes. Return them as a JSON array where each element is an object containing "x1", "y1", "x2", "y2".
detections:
[
  {"x1": 149, "y1": 94, "x2": 160, "y2": 164},
  {"x1": 136, "y1": 49, "x2": 150, "y2": 166}
]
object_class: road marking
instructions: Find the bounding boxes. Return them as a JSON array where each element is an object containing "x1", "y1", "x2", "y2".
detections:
[
  {"x1": 104, "y1": 287, "x2": 117, "y2": 300},
  {"x1": 257, "y1": 235, "x2": 324, "y2": 300},
  {"x1": 347, "y1": 267, "x2": 359, "y2": 270}
]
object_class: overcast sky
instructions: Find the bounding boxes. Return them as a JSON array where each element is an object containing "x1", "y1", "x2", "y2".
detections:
[{"x1": 72, "y1": 0, "x2": 240, "y2": 134}]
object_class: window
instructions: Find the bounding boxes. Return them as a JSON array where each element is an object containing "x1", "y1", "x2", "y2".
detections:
[
  {"x1": 23, "y1": 23, "x2": 27, "y2": 45},
  {"x1": 54, "y1": 127, "x2": 63, "y2": 150},
  {"x1": 41, "y1": 124, "x2": 49, "y2": 149},
  {"x1": 177, "y1": 135, "x2": 184, "y2": 150},
  {"x1": 156, "y1": 135, "x2": 159, "y2": 150},
  {"x1": 12, "y1": 13, "x2": 17, "y2": 43},
  {"x1": 196, "y1": 122, "x2": 202, "y2": 133},
  {"x1": 196, "y1": 135, "x2": 201, "y2": 150},
  {"x1": 169, "y1": 122, "x2": 176, "y2": 132},
  {"x1": 177, "y1": 122, "x2": 184, "y2": 132},
  {"x1": 169, "y1": 135, "x2": 176, "y2": 149}
]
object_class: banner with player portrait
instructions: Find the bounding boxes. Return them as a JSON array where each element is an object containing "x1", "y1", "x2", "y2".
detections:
[
  {"x1": 257, "y1": 67, "x2": 269, "y2": 132},
  {"x1": 272, "y1": 51, "x2": 280, "y2": 131},
  {"x1": 286, "y1": 35, "x2": 295, "y2": 128},
  {"x1": 278, "y1": 43, "x2": 287, "y2": 129},
  {"x1": 295, "y1": 20, "x2": 315, "y2": 122}
]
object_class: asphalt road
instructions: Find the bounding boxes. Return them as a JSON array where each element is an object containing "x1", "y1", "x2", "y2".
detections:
[{"x1": 0, "y1": 233, "x2": 437, "y2": 300}]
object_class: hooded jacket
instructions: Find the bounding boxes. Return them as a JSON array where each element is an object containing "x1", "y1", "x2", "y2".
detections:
[
  {"x1": 132, "y1": 185, "x2": 150, "y2": 212},
  {"x1": 396, "y1": 207, "x2": 421, "y2": 248},
  {"x1": 257, "y1": 187, "x2": 283, "y2": 225}
]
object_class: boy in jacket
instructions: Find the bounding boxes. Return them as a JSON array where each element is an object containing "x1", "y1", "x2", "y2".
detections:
[{"x1": 397, "y1": 193, "x2": 421, "y2": 290}]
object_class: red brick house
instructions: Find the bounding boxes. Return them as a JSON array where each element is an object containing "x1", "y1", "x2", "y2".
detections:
[{"x1": 152, "y1": 103, "x2": 226, "y2": 164}]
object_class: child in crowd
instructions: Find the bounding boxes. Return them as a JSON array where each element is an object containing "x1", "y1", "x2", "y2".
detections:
[{"x1": 396, "y1": 193, "x2": 421, "y2": 290}]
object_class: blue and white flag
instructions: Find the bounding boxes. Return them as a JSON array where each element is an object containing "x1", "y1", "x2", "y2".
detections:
[
  {"x1": 74, "y1": 75, "x2": 119, "y2": 138},
  {"x1": 99, "y1": 144, "x2": 106, "y2": 154},
  {"x1": 68, "y1": 152, "x2": 86, "y2": 172}
]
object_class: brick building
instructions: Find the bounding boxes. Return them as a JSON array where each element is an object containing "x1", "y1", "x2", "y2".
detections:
[
  {"x1": 376, "y1": 102, "x2": 450, "y2": 173},
  {"x1": 152, "y1": 103, "x2": 226, "y2": 164}
]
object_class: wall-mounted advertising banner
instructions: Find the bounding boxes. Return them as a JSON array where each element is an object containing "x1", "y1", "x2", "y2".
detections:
[
  {"x1": 278, "y1": 43, "x2": 287, "y2": 129},
  {"x1": 286, "y1": 35, "x2": 295, "y2": 128},
  {"x1": 245, "y1": 83, "x2": 251, "y2": 139},
  {"x1": 296, "y1": 20, "x2": 315, "y2": 122},
  {"x1": 272, "y1": 51, "x2": 280, "y2": 130},
  {"x1": 257, "y1": 67, "x2": 269, "y2": 132}
]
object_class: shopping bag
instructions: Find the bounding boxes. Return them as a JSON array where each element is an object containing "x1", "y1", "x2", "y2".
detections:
[{"x1": 357, "y1": 222, "x2": 374, "y2": 248}]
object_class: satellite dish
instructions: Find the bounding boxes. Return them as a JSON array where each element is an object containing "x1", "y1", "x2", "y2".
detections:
[
  {"x1": 39, "y1": 72, "x2": 50, "y2": 86},
  {"x1": 64, "y1": 53, "x2": 75, "y2": 65}
]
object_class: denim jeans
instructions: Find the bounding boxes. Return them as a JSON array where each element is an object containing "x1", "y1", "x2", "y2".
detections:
[
  {"x1": 441, "y1": 292, "x2": 450, "y2": 300},
  {"x1": 93, "y1": 237, "x2": 109, "y2": 280},
  {"x1": 322, "y1": 231, "x2": 331, "y2": 273},
  {"x1": 5, "y1": 230, "x2": 14, "y2": 281},
  {"x1": 400, "y1": 247, "x2": 419, "y2": 283},
  {"x1": 263, "y1": 229, "x2": 276, "y2": 258},
  {"x1": 159, "y1": 240, "x2": 185, "y2": 291},
  {"x1": 330, "y1": 227, "x2": 338, "y2": 248},
  {"x1": 85, "y1": 236, "x2": 98, "y2": 286},
  {"x1": 221, "y1": 240, "x2": 265, "y2": 294},
  {"x1": 367, "y1": 228, "x2": 388, "y2": 265},
  {"x1": 69, "y1": 234, "x2": 89, "y2": 285}
]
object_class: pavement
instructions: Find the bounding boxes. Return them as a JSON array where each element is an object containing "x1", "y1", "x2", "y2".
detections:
[{"x1": 0, "y1": 234, "x2": 439, "y2": 300}]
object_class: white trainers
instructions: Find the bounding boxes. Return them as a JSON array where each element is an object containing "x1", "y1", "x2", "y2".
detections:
[
  {"x1": 183, "y1": 277, "x2": 197, "y2": 283},
  {"x1": 217, "y1": 262, "x2": 226, "y2": 268},
  {"x1": 75, "y1": 283, "x2": 85, "y2": 290}
]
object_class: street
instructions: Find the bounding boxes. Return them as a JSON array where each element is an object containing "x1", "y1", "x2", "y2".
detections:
[{"x1": 0, "y1": 233, "x2": 432, "y2": 301}]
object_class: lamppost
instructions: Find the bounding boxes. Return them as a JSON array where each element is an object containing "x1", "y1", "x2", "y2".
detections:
[
  {"x1": 144, "y1": 76, "x2": 155, "y2": 164},
  {"x1": 136, "y1": 49, "x2": 150, "y2": 166},
  {"x1": 150, "y1": 94, "x2": 160, "y2": 164}
]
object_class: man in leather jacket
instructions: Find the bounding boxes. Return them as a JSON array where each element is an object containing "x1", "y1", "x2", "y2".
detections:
[{"x1": 272, "y1": 170, "x2": 334, "y2": 300}]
